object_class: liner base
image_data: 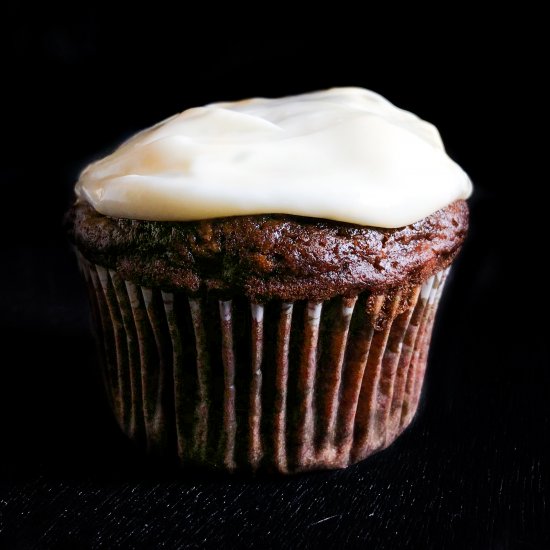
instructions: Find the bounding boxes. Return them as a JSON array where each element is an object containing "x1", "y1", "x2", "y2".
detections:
[{"x1": 79, "y1": 253, "x2": 448, "y2": 474}]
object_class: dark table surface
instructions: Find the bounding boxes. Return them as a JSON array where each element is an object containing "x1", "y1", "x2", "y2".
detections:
[{"x1": 2, "y1": 22, "x2": 547, "y2": 549}]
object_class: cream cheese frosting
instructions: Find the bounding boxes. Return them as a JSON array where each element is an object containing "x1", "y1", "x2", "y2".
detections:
[{"x1": 75, "y1": 87, "x2": 472, "y2": 228}]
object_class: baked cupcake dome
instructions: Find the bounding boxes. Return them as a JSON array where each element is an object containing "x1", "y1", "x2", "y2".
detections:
[{"x1": 67, "y1": 88, "x2": 471, "y2": 472}]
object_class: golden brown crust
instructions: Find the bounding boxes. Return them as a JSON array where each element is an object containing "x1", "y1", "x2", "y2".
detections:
[{"x1": 66, "y1": 200, "x2": 468, "y2": 301}]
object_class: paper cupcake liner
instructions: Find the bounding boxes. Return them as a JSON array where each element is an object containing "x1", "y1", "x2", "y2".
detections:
[{"x1": 78, "y1": 252, "x2": 449, "y2": 473}]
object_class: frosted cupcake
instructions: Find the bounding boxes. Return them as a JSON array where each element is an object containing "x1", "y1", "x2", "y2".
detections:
[{"x1": 67, "y1": 87, "x2": 471, "y2": 473}]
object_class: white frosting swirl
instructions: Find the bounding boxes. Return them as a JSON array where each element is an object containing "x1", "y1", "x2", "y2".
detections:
[{"x1": 76, "y1": 87, "x2": 472, "y2": 228}]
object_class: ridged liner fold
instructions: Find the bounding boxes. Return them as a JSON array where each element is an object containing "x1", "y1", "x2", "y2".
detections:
[{"x1": 79, "y1": 252, "x2": 449, "y2": 473}]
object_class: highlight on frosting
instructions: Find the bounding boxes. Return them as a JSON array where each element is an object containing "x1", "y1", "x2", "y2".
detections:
[{"x1": 75, "y1": 87, "x2": 472, "y2": 228}]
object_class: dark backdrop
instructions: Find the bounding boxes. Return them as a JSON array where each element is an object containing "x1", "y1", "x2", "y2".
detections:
[{"x1": 2, "y1": 10, "x2": 547, "y2": 549}]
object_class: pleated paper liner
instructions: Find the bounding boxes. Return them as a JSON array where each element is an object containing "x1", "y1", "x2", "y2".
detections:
[{"x1": 78, "y1": 252, "x2": 449, "y2": 473}]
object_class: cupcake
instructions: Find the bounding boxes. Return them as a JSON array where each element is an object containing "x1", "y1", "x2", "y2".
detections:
[{"x1": 66, "y1": 87, "x2": 471, "y2": 473}]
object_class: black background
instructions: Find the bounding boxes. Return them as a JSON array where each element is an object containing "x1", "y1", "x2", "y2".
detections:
[{"x1": 2, "y1": 8, "x2": 547, "y2": 549}]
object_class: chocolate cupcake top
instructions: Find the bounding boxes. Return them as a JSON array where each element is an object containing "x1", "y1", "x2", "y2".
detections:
[
  {"x1": 75, "y1": 87, "x2": 471, "y2": 228},
  {"x1": 69, "y1": 87, "x2": 471, "y2": 302},
  {"x1": 68, "y1": 200, "x2": 467, "y2": 301}
]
